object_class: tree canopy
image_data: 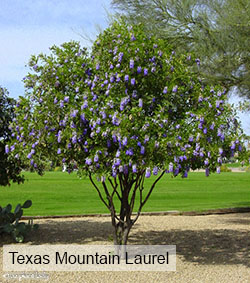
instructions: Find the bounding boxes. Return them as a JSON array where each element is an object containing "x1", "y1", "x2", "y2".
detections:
[
  {"x1": 0, "y1": 87, "x2": 24, "y2": 186},
  {"x1": 7, "y1": 20, "x2": 249, "y2": 245},
  {"x1": 111, "y1": 0, "x2": 250, "y2": 100}
]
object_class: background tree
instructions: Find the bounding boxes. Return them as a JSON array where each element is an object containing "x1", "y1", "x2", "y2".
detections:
[
  {"x1": 8, "y1": 21, "x2": 248, "y2": 246},
  {"x1": 111, "y1": 0, "x2": 250, "y2": 100},
  {"x1": 0, "y1": 87, "x2": 24, "y2": 186}
]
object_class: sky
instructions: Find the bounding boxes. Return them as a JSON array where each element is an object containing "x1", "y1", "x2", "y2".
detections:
[
  {"x1": 0, "y1": 0, "x2": 249, "y2": 135},
  {"x1": 0, "y1": 0, "x2": 111, "y2": 96}
]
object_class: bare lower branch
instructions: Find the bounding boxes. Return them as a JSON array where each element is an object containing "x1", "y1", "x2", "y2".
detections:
[
  {"x1": 131, "y1": 183, "x2": 144, "y2": 225},
  {"x1": 108, "y1": 176, "x2": 122, "y2": 200},
  {"x1": 132, "y1": 170, "x2": 165, "y2": 224},
  {"x1": 114, "y1": 214, "x2": 125, "y2": 223},
  {"x1": 89, "y1": 173, "x2": 109, "y2": 210},
  {"x1": 102, "y1": 179, "x2": 125, "y2": 224},
  {"x1": 102, "y1": 181, "x2": 113, "y2": 206},
  {"x1": 129, "y1": 170, "x2": 145, "y2": 212},
  {"x1": 141, "y1": 170, "x2": 165, "y2": 207},
  {"x1": 118, "y1": 174, "x2": 124, "y2": 193}
]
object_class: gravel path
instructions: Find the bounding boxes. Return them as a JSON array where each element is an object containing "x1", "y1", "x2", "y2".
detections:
[{"x1": 1, "y1": 213, "x2": 250, "y2": 283}]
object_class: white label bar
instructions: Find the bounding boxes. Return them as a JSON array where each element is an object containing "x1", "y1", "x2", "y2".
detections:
[{"x1": 3, "y1": 245, "x2": 176, "y2": 271}]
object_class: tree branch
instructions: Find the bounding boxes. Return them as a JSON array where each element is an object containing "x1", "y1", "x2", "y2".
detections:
[
  {"x1": 102, "y1": 178, "x2": 125, "y2": 224},
  {"x1": 141, "y1": 171, "x2": 165, "y2": 207},
  {"x1": 132, "y1": 170, "x2": 165, "y2": 224},
  {"x1": 129, "y1": 170, "x2": 145, "y2": 212},
  {"x1": 108, "y1": 176, "x2": 122, "y2": 201},
  {"x1": 88, "y1": 173, "x2": 109, "y2": 210}
]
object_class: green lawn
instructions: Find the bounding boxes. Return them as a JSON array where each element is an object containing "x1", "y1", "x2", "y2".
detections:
[{"x1": 0, "y1": 172, "x2": 249, "y2": 216}]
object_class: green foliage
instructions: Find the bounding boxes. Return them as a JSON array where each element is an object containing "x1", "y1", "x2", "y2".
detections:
[
  {"x1": 8, "y1": 21, "x2": 249, "y2": 179},
  {"x1": 43, "y1": 161, "x2": 54, "y2": 171},
  {"x1": 112, "y1": 0, "x2": 250, "y2": 99},
  {"x1": 54, "y1": 166, "x2": 62, "y2": 172},
  {"x1": 0, "y1": 200, "x2": 38, "y2": 242},
  {"x1": 8, "y1": 41, "x2": 91, "y2": 175},
  {"x1": 0, "y1": 86, "x2": 24, "y2": 186},
  {"x1": 220, "y1": 165, "x2": 232, "y2": 173}
]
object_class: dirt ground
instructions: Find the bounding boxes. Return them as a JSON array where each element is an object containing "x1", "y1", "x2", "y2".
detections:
[{"x1": 1, "y1": 213, "x2": 250, "y2": 283}]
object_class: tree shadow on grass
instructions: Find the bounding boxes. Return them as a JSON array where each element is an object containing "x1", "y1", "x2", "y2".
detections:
[{"x1": 128, "y1": 228, "x2": 250, "y2": 267}]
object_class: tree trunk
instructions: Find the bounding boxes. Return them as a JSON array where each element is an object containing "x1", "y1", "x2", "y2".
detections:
[
  {"x1": 111, "y1": 180, "x2": 133, "y2": 258},
  {"x1": 113, "y1": 221, "x2": 131, "y2": 245},
  {"x1": 89, "y1": 171, "x2": 165, "y2": 256},
  {"x1": 112, "y1": 219, "x2": 132, "y2": 258}
]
